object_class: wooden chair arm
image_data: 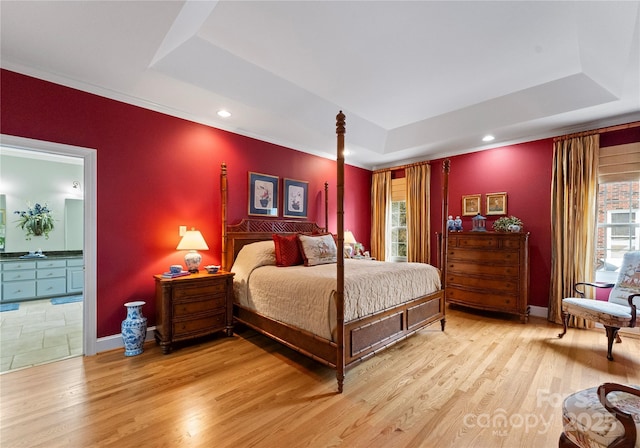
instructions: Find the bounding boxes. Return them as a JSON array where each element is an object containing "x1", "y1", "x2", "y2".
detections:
[
  {"x1": 628, "y1": 294, "x2": 639, "y2": 327},
  {"x1": 597, "y1": 383, "x2": 639, "y2": 448},
  {"x1": 573, "y1": 282, "x2": 615, "y2": 298}
]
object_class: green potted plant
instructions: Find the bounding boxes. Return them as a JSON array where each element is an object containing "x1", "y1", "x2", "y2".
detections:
[
  {"x1": 492, "y1": 215, "x2": 523, "y2": 232},
  {"x1": 14, "y1": 202, "x2": 55, "y2": 240}
]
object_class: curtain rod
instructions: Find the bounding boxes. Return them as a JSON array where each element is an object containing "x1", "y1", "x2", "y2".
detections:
[
  {"x1": 373, "y1": 160, "x2": 430, "y2": 174},
  {"x1": 553, "y1": 121, "x2": 640, "y2": 142}
]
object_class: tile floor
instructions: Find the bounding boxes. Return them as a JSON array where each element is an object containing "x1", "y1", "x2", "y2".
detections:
[{"x1": 0, "y1": 298, "x2": 82, "y2": 373}]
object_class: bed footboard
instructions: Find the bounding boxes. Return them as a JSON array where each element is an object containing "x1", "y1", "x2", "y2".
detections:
[
  {"x1": 234, "y1": 289, "x2": 445, "y2": 373},
  {"x1": 345, "y1": 290, "x2": 445, "y2": 366}
]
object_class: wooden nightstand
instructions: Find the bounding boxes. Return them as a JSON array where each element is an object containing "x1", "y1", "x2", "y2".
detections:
[{"x1": 154, "y1": 271, "x2": 234, "y2": 354}]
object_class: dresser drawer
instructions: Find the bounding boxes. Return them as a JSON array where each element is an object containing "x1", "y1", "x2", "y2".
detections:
[
  {"x1": 3, "y1": 281, "x2": 36, "y2": 300},
  {"x1": 2, "y1": 270, "x2": 36, "y2": 282},
  {"x1": 37, "y1": 278, "x2": 67, "y2": 296},
  {"x1": 173, "y1": 295, "x2": 227, "y2": 317},
  {"x1": 37, "y1": 260, "x2": 66, "y2": 269},
  {"x1": 446, "y1": 287, "x2": 518, "y2": 310},
  {"x1": 451, "y1": 235, "x2": 500, "y2": 248},
  {"x1": 37, "y1": 268, "x2": 66, "y2": 279},
  {"x1": 447, "y1": 273, "x2": 519, "y2": 293},
  {"x1": 173, "y1": 281, "x2": 226, "y2": 300},
  {"x1": 173, "y1": 312, "x2": 226, "y2": 338},
  {"x1": 448, "y1": 248, "x2": 519, "y2": 263},
  {"x1": 447, "y1": 261, "x2": 519, "y2": 277}
]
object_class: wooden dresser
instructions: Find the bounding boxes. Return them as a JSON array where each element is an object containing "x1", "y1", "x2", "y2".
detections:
[
  {"x1": 445, "y1": 231, "x2": 530, "y2": 322},
  {"x1": 154, "y1": 271, "x2": 234, "y2": 353}
]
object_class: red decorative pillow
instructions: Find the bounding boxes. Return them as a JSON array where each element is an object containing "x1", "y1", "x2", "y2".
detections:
[{"x1": 272, "y1": 233, "x2": 303, "y2": 267}]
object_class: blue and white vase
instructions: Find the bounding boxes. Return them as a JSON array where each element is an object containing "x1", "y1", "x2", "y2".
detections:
[{"x1": 122, "y1": 301, "x2": 147, "y2": 356}]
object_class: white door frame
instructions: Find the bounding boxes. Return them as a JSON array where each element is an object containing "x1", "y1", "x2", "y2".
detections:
[{"x1": 0, "y1": 134, "x2": 97, "y2": 355}]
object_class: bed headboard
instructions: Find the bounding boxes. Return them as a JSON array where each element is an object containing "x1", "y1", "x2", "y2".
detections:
[{"x1": 223, "y1": 218, "x2": 325, "y2": 270}]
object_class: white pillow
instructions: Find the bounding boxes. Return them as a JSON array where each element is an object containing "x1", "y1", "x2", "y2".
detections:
[
  {"x1": 231, "y1": 240, "x2": 276, "y2": 304},
  {"x1": 297, "y1": 234, "x2": 337, "y2": 266}
]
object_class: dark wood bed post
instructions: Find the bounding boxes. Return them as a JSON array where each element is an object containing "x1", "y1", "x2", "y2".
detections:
[
  {"x1": 221, "y1": 162, "x2": 228, "y2": 271},
  {"x1": 324, "y1": 181, "x2": 329, "y2": 232},
  {"x1": 440, "y1": 159, "x2": 450, "y2": 331},
  {"x1": 336, "y1": 111, "x2": 346, "y2": 393}
]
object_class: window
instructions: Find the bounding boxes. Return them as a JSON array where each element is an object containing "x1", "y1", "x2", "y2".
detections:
[
  {"x1": 388, "y1": 175, "x2": 407, "y2": 262},
  {"x1": 390, "y1": 200, "x2": 407, "y2": 261},
  {"x1": 595, "y1": 181, "x2": 640, "y2": 274}
]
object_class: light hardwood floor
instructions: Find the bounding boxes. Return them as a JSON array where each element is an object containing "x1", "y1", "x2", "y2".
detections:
[{"x1": 1, "y1": 306, "x2": 638, "y2": 448}]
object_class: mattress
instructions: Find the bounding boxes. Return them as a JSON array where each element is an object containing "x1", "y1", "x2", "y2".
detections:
[{"x1": 231, "y1": 240, "x2": 441, "y2": 340}]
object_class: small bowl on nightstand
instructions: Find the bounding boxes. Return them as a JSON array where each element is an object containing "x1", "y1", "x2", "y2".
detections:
[{"x1": 204, "y1": 265, "x2": 220, "y2": 274}]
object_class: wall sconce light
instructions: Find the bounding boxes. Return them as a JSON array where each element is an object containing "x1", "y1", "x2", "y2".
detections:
[{"x1": 176, "y1": 228, "x2": 209, "y2": 273}]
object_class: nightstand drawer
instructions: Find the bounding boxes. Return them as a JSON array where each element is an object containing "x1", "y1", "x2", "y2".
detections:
[
  {"x1": 173, "y1": 295, "x2": 227, "y2": 317},
  {"x1": 173, "y1": 281, "x2": 226, "y2": 300},
  {"x1": 173, "y1": 313, "x2": 226, "y2": 338}
]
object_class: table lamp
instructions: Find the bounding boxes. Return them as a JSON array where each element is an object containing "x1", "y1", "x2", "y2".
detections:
[
  {"x1": 177, "y1": 228, "x2": 209, "y2": 273},
  {"x1": 344, "y1": 230, "x2": 357, "y2": 258}
]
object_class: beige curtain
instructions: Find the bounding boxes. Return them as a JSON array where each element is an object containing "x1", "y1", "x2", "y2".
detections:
[
  {"x1": 371, "y1": 171, "x2": 391, "y2": 261},
  {"x1": 548, "y1": 134, "x2": 599, "y2": 325},
  {"x1": 406, "y1": 164, "x2": 431, "y2": 263}
]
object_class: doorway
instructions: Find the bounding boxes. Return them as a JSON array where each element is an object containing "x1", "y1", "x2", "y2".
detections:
[{"x1": 0, "y1": 135, "x2": 97, "y2": 371}]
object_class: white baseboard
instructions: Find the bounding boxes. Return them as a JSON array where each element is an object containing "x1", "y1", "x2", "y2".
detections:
[
  {"x1": 95, "y1": 326, "x2": 156, "y2": 354},
  {"x1": 529, "y1": 305, "x2": 548, "y2": 319}
]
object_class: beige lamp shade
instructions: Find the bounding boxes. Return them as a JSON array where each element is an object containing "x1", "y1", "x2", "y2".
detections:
[
  {"x1": 177, "y1": 229, "x2": 209, "y2": 273},
  {"x1": 344, "y1": 230, "x2": 357, "y2": 245},
  {"x1": 176, "y1": 229, "x2": 209, "y2": 250},
  {"x1": 343, "y1": 230, "x2": 357, "y2": 258}
]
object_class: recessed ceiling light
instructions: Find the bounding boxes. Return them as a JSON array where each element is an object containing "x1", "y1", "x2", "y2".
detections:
[
  {"x1": 217, "y1": 110, "x2": 231, "y2": 118},
  {"x1": 482, "y1": 135, "x2": 495, "y2": 142}
]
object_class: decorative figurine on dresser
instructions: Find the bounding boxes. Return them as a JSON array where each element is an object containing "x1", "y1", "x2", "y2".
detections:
[
  {"x1": 454, "y1": 216, "x2": 463, "y2": 231},
  {"x1": 154, "y1": 270, "x2": 234, "y2": 354},
  {"x1": 447, "y1": 216, "x2": 455, "y2": 231},
  {"x1": 445, "y1": 231, "x2": 530, "y2": 322}
]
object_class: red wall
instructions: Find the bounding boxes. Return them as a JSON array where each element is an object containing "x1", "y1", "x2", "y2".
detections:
[
  {"x1": 429, "y1": 140, "x2": 554, "y2": 308},
  {"x1": 429, "y1": 127, "x2": 639, "y2": 310},
  {"x1": 1, "y1": 69, "x2": 371, "y2": 337}
]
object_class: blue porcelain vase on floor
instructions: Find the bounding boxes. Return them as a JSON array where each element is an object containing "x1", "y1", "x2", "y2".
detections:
[{"x1": 122, "y1": 301, "x2": 147, "y2": 356}]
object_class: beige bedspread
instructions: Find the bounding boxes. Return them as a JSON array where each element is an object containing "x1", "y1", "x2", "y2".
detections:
[{"x1": 231, "y1": 241, "x2": 441, "y2": 340}]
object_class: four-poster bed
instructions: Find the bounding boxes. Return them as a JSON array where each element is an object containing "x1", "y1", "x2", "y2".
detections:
[{"x1": 220, "y1": 112, "x2": 450, "y2": 392}]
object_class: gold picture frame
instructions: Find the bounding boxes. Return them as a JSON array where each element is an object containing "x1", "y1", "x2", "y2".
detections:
[
  {"x1": 462, "y1": 194, "x2": 481, "y2": 216},
  {"x1": 486, "y1": 192, "x2": 507, "y2": 215}
]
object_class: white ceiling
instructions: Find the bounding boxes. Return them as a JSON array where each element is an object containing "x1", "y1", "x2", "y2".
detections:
[{"x1": 1, "y1": 1, "x2": 639, "y2": 170}]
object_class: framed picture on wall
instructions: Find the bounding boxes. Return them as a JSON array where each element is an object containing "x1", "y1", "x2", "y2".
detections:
[
  {"x1": 486, "y1": 192, "x2": 507, "y2": 215},
  {"x1": 248, "y1": 172, "x2": 278, "y2": 217},
  {"x1": 462, "y1": 194, "x2": 481, "y2": 216},
  {"x1": 283, "y1": 178, "x2": 308, "y2": 218}
]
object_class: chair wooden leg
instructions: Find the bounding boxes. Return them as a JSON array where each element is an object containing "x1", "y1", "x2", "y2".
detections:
[
  {"x1": 558, "y1": 311, "x2": 569, "y2": 339},
  {"x1": 604, "y1": 326, "x2": 620, "y2": 361}
]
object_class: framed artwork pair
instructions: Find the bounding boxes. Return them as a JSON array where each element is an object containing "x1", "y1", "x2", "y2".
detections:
[
  {"x1": 462, "y1": 192, "x2": 507, "y2": 216},
  {"x1": 248, "y1": 172, "x2": 308, "y2": 218}
]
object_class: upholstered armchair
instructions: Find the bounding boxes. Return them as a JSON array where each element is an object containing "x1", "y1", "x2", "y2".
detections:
[
  {"x1": 558, "y1": 251, "x2": 639, "y2": 360},
  {"x1": 559, "y1": 383, "x2": 640, "y2": 448}
]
